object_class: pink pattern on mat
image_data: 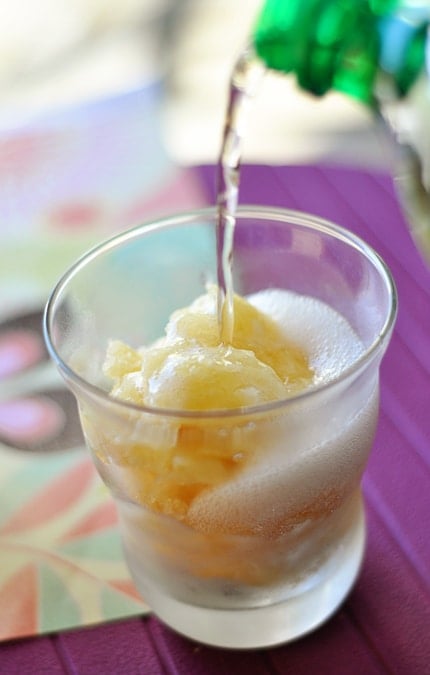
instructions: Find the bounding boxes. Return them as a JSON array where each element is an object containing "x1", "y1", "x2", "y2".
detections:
[
  {"x1": 0, "y1": 564, "x2": 38, "y2": 640},
  {"x1": 0, "y1": 331, "x2": 45, "y2": 378},
  {"x1": 1, "y1": 459, "x2": 95, "y2": 536},
  {"x1": 61, "y1": 500, "x2": 118, "y2": 542},
  {"x1": 0, "y1": 397, "x2": 65, "y2": 445}
]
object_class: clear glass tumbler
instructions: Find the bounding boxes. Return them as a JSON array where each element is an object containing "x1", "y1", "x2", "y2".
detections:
[{"x1": 44, "y1": 206, "x2": 397, "y2": 649}]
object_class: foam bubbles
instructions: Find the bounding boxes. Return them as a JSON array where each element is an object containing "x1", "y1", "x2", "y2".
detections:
[
  {"x1": 188, "y1": 389, "x2": 378, "y2": 537},
  {"x1": 247, "y1": 289, "x2": 365, "y2": 385},
  {"x1": 187, "y1": 289, "x2": 376, "y2": 538}
]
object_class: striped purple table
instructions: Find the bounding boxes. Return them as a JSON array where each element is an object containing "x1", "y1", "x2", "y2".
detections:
[{"x1": 2, "y1": 164, "x2": 429, "y2": 675}]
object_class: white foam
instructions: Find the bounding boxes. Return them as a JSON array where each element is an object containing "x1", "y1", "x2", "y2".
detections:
[
  {"x1": 188, "y1": 388, "x2": 378, "y2": 536},
  {"x1": 247, "y1": 289, "x2": 365, "y2": 386},
  {"x1": 187, "y1": 289, "x2": 376, "y2": 537}
]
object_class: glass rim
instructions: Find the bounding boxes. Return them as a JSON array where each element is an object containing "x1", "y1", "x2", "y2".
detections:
[{"x1": 43, "y1": 204, "x2": 398, "y2": 420}]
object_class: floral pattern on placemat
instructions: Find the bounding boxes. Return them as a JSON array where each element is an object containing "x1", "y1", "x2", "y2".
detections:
[
  {"x1": 0, "y1": 91, "x2": 208, "y2": 640},
  {"x1": 0, "y1": 452, "x2": 146, "y2": 640}
]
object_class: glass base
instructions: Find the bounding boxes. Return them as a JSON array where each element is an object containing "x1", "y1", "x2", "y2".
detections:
[{"x1": 141, "y1": 509, "x2": 366, "y2": 649}]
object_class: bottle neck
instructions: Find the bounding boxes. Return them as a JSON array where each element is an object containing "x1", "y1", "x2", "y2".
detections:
[{"x1": 377, "y1": 8, "x2": 428, "y2": 101}]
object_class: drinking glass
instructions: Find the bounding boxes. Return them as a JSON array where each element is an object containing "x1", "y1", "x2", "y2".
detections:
[{"x1": 44, "y1": 206, "x2": 396, "y2": 649}]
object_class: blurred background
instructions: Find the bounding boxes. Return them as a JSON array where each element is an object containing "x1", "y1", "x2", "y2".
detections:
[{"x1": 0, "y1": 0, "x2": 388, "y2": 168}]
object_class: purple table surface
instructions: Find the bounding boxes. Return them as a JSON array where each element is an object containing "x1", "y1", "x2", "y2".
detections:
[{"x1": 1, "y1": 164, "x2": 429, "y2": 675}]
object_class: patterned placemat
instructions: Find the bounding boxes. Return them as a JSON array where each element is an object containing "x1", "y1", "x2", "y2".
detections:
[{"x1": 0, "y1": 89, "x2": 207, "y2": 640}]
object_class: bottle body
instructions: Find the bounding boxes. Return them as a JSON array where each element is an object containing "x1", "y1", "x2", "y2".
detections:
[{"x1": 253, "y1": 0, "x2": 427, "y2": 103}]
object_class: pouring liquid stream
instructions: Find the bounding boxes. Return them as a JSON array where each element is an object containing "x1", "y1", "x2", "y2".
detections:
[
  {"x1": 216, "y1": 26, "x2": 430, "y2": 278},
  {"x1": 216, "y1": 51, "x2": 265, "y2": 344}
]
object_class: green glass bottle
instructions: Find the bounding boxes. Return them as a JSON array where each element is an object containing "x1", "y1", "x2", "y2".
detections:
[
  {"x1": 253, "y1": 0, "x2": 427, "y2": 103},
  {"x1": 252, "y1": 0, "x2": 430, "y2": 259}
]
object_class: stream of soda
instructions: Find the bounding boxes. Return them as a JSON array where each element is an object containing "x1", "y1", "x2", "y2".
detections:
[{"x1": 215, "y1": 50, "x2": 265, "y2": 343}]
